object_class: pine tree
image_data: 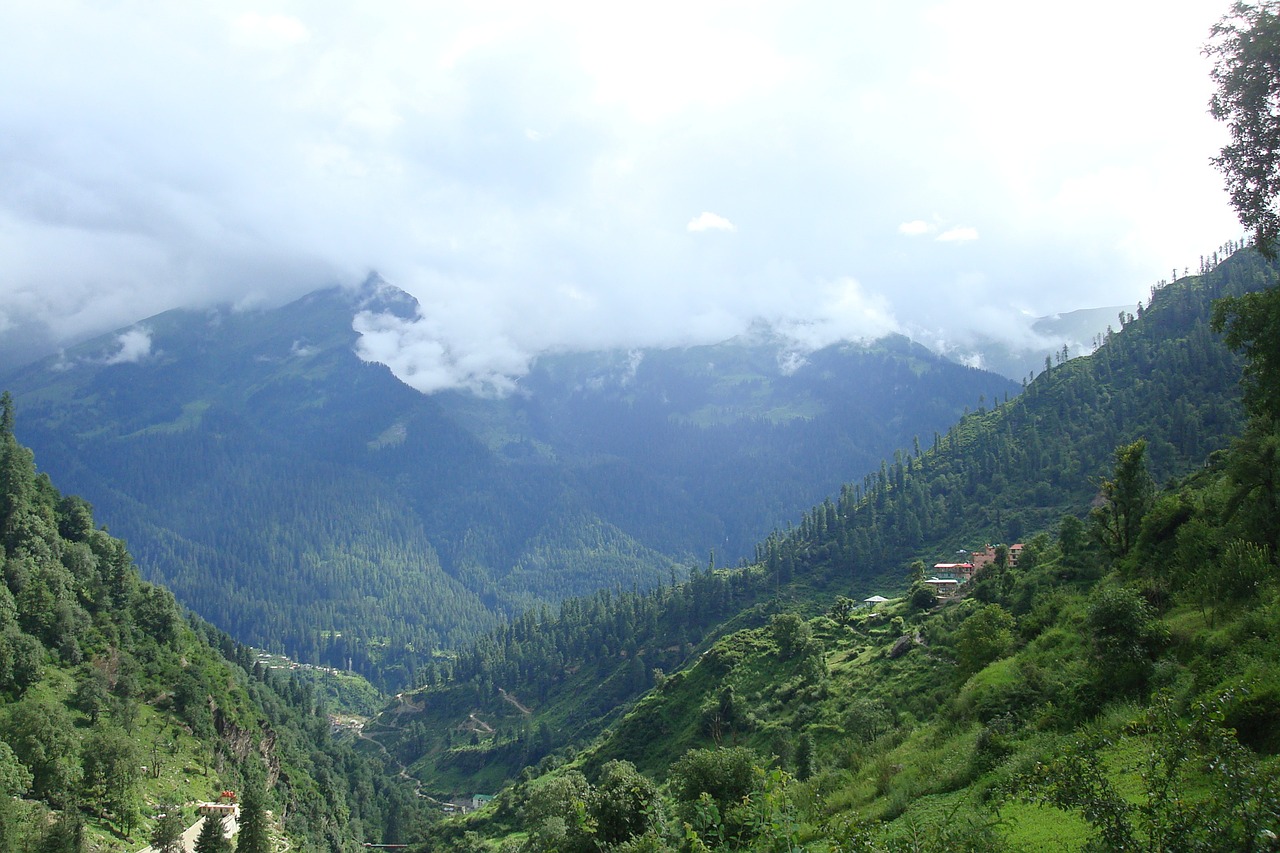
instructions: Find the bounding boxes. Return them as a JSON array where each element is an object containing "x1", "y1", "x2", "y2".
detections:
[
  {"x1": 149, "y1": 806, "x2": 185, "y2": 853},
  {"x1": 38, "y1": 810, "x2": 83, "y2": 853},
  {"x1": 235, "y1": 783, "x2": 271, "y2": 853},
  {"x1": 795, "y1": 733, "x2": 814, "y2": 781},
  {"x1": 1089, "y1": 439, "x2": 1154, "y2": 560},
  {"x1": 194, "y1": 813, "x2": 232, "y2": 853}
]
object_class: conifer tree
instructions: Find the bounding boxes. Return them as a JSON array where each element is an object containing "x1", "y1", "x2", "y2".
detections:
[
  {"x1": 235, "y1": 782, "x2": 271, "y2": 853},
  {"x1": 1090, "y1": 439, "x2": 1154, "y2": 560},
  {"x1": 195, "y1": 813, "x2": 232, "y2": 853},
  {"x1": 39, "y1": 810, "x2": 83, "y2": 853},
  {"x1": 149, "y1": 806, "x2": 185, "y2": 853}
]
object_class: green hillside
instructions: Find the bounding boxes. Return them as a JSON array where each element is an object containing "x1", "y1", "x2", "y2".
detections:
[
  {"x1": 378, "y1": 248, "x2": 1280, "y2": 850},
  {"x1": 363, "y1": 245, "x2": 1263, "y2": 797},
  {"x1": 0, "y1": 396, "x2": 429, "y2": 851}
]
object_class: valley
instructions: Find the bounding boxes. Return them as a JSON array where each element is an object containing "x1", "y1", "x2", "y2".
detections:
[
  {"x1": 1, "y1": 283, "x2": 1017, "y2": 691},
  {"x1": 3, "y1": 3, "x2": 1280, "y2": 851},
  {"x1": 0, "y1": 244, "x2": 1277, "y2": 851},
  {"x1": 390, "y1": 246, "x2": 1280, "y2": 850}
]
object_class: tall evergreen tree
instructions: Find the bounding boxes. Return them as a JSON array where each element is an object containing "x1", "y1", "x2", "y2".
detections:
[
  {"x1": 38, "y1": 810, "x2": 83, "y2": 853},
  {"x1": 1090, "y1": 439, "x2": 1154, "y2": 560},
  {"x1": 235, "y1": 782, "x2": 271, "y2": 853},
  {"x1": 1207, "y1": 4, "x2": 1280, "y2": 568},
  {"x1": 1213, "y1": 285, "x2": 1280, "y2": 427},
  {"x1": 194, "y1": 813, "x2": 232, "y2": 853}
]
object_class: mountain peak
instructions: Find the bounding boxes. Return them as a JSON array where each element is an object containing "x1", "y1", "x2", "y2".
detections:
[{"x1": 350, "y1": 272, "x2": 420, "y2": 320}]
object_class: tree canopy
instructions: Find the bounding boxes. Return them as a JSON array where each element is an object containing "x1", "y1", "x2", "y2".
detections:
[{"x1": 1208, "y1": 1, "x2": 1280, "y2": 257}]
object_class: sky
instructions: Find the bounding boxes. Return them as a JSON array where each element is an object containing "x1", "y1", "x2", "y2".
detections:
[{"x1": 0, "y1": 1, "x2": 1245, "y2": 393}]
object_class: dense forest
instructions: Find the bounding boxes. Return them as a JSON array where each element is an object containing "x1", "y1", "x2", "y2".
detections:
[
  {"x1": 5, "y1": 239, "x2": 1273, "y2": 851},
  {"x1": 397, "y1": 244, "x2": 1280, "y2": 850},
  {"x1": 5, "y1": 3, "x2": 1280, "y2": 848},
  {"x1": 0, "y1": 395, "x2": 432, "y2": 851}
]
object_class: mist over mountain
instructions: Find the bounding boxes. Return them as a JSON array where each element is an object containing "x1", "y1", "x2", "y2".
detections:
[
  {"x1": 2, "y1": 280, "x2": 1015, "y2": 688},
  {"x1": 945, "y1": 304, "x2": 1131, "y2": 380}
]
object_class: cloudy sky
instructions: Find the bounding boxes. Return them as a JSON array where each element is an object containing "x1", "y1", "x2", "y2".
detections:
[{"x1": 0, "y1": 1, "x2": 1244, "y2": 392}]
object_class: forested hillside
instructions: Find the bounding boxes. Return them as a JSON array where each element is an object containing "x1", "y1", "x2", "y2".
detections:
[
  {"x1": 0, "y1": 396, "x2": 429, "y2": 851},
  {"x1": 762, "y1": 241, "x2": 1259, "y2": 592},
  {"x1": 366, "y1": 245, "x2": 1276, "y2": 849},
  {"x1": 396, "y1": 246, "x2": 1280, "y2": 851},
  {"x1": 2, "y1": 282, "x2": 1014, "y2": 690}
]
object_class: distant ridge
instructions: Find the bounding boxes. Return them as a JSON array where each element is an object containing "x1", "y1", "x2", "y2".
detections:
[{"x1": 2, "y1": 282, "x2": 1016, "y2": 690}]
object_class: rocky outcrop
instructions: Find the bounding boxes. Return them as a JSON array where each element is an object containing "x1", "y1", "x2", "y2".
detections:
[{"x1": 210, "y1": 696, "x2": 282, "y2": 786}]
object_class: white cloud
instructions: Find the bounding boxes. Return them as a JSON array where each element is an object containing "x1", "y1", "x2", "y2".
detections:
[
  {"x1": 353, "y1": 308, "x2": 532, "y2": 397},
  {"x1": 0, "y1": 2, "x2": 1244, "y2": 383},
  {"x1": 574, "y1": 5, "x2": 795, "y2": 121},
  {"x1": 103, "y1": 328, "x2": 153, "y2": 365},
  {"x1": 687, "y1": 211, "x2": 737, "y2": 233},
  {"x1": 230, "y1": 13, "x2": 310, "y2": 48},
  {"x1": 770, "y1": 277, "x2": 900, "y2": 353},
  {"x1": 936, "y1": 226, "x2": 979, "y2": 243}
]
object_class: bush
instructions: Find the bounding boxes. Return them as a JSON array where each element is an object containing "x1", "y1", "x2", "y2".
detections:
[
  {"x1": 954, "y1": 604, "x2": 1015, "y2": 678},
  {"x1": 590, "y1": 760, "x2": 662, "y2": 846},
  {"x1": 669, "y1": 746, "x2": 762, "y2": 826},
  {"x1": 1086, "y1": 585, "x2": 1168, "y2": 698},
  {"x1": 910, "y1": 583, "x2": 938, "y2": 610}
]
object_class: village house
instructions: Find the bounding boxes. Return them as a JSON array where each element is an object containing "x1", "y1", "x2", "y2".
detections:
[
  {"x1": 197, "y1": 801, "x2": 239, "y2": 820},
  {"x1": 970, "y1": 547, "x2": 996, "y2": 572},
  {"x1": 969, "y1": 543, "x2": 1026, "y2": 573},
  {"x1": 923, "y1": 577, "x2": 961, "y2": 597},
  {"x1": 921, "y1": 544, "x2": 1026, "y2": 601},
  {"x1": 930, "y1": 561, "x2": 974, "y2": 583},
  {"x1": 444, "y1": 794, "x2": 495, "y2": 814}
]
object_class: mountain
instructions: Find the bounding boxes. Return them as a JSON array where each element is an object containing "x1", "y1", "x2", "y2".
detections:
[
  {"x1": 0, "y1": 395, "x2": 431, "y2": 851},
  {"x1": 1, "y1": 280, "x2": 1017, "y2": 690},
  {"x1": 4, "y1": 245, "x2": 1275, "y2": 850},
  {"x1": 368, "y1": 248, "x2": 1277, "y2": 846}
]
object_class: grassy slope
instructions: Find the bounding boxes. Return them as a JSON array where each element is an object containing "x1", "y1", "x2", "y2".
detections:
[{"x1": 440, "y1": 542, "x2": 1280, "y2": 850}]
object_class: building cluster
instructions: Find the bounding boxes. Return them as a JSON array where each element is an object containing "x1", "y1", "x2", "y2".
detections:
[
  {"x1": 858, "y1": 543, "x2": 1025, "y2": 608},
  {"x1": 921, "y1": 543, "x2": 1023, "y2": 597}
]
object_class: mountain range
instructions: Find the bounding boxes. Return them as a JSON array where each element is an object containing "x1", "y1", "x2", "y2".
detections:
[
  {"x1": 1, "y1": 279, "x2": 1017, "y2": 690},
  {"x1": 378, "y1": 246, "x2": 1280, "y2": 852},
  {"x1": 1, "y1": 245, "x2": 1277, "y2": 851}
]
